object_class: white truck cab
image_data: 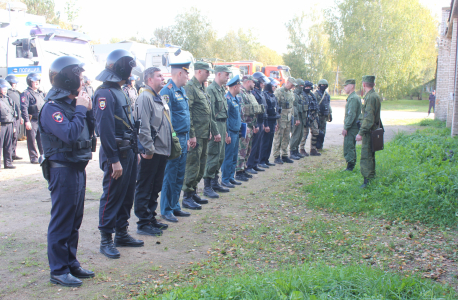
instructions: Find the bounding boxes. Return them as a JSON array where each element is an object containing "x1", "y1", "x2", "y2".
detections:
[{"x1": 145, "y1": 46, "x2": 195, "y2": 83}]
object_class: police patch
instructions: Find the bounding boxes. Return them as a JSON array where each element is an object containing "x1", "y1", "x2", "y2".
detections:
[
  {"x1": 52, "y1": 112, "x2": 64, "y2": 123},
  {"x1": 99, "y1": 97, "x2": 106, "y2": 110},
  {"x1": 163, "y1": 95, "x2": 169, "y2": 103},
  {"x1": 21, "y1": 96, "x2": 25, "y2": 103}
]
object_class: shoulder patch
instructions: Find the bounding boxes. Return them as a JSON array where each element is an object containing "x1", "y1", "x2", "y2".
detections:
[
  {"x1": 21, "y1": 96, "x2": 25, "y2": 102},
  {"x1": 52, "y1": 112, "x2": 64, "y2": 123},
  {"x1": 163, "y1": 95, "x2": 169, "y2": 103},
  {"x1": 98, "y1": 97, "x2": 106, "y2": 110},
  {"x1": 167, "y1": 84, "x2": 172, "y2": 89}
]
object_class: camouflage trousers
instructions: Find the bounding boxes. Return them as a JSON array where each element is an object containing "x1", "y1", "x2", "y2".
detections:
[
  {"x1": 236, "y1": 126, "x2": 253, "y2": 172},
  {"x1": 289, "y1": 116, "x2": 303, "y2": 152},
  {"x1": 344, "y1": 127, "x2": 359, "y2": 164},
  {"x1": 273, "y1": 119, "x2": 291, "y2": 158},
  {"x1": 300, "y1": 113, "x2": 319, "y2": 151},
  {"x1": 182, "y1": 137, "x2": 208, "y2": 193},
  {"x1": 360, "y1": 133, "x2": 376, "y2": 179},
  {"x1": 203, "y1": 121, "x2": 226, "y2": 179},
  {"x1": 318, "y1": 114, "x2": 328, "y2": 149}
]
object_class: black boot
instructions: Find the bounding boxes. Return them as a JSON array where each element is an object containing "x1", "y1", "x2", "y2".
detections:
[
  {"x1": 192, "y1": 189, "x2": 208, "y2": 204},
  {"x1": 182, "y1": 191, "x2": 202, "y2": 210},
  {"x1": 114, "y1": 227, "x2": 144, "y2": 247},
  {"x1": 203, "y1": 178, "x2": 219, "y2": 198},
  {"x1": 290, "y1": 151, "x2": 300, "y2": 160},
  {"x1": 100, "y1": 231, "x2": 120, "y2": 259},
  {"x1": 345, "y1": 162, "x2": 355, "y2": 171},
  {"x1": 296, "y1": 150, "x2": 305, "y2": 158},
  {"x1": 211, "y1": 176, "x2": 229, "y2": 193},
  {"x1": 235, "y1": 172, "x2": 249, "y2": 182},
  {"x1": 360, "y1": 178, "x2": 369, "y2": 188},
  {"x1": 282, "y1": 156, "x2": 294, "y2": 163},
  {"x1": 274, "y1": 156, "x2": 283, "y2": 164},
  {"x1": 310, "y1": 149, "x2": 321, "y2": 156}
]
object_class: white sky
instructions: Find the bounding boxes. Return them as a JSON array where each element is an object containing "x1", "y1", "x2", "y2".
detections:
[{"x1": 55, "y1": 0, "x2": 451, "y2": 55}]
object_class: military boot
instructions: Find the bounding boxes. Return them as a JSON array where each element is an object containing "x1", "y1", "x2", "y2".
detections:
[
  {"x1": 310, "y1": 149, "x2": 321, "y2": 156},
  {"x1": 114, "y1": 227, "x2": 144, "y2": 247},
  {"x1": 192, "y1": 188, "x2": 208, "y2": 204},
  {"x1": 290, "y1": 151, "x2": 300, "y2": 160},
  {"x1": 345, "y1": 162, "x2": 355, "y2": 171},
  {"x1": 300, "y1": 149, "x2": 309, "y2": 157},
  {"x1": 203, "y1": 178, "x2": 219, "y2": 198},
  {"x1": 182, "y1": 191, "x2": 202, "y2": 210},
  {"x1": 211, "y1": 176, "x2": 229, "y2": 193},
  {"x1": 100, "y1": 231, "x2": 120, "y2": 259},
  {"x1": 360, "y1": 178, "x2": 369, "y2": 188},
  {"x1": 274, "y1": 156, "x2": 284, "y2": 164},
  {"x1": 282, "y1": 156, "x2": 294, "y2": 163}
]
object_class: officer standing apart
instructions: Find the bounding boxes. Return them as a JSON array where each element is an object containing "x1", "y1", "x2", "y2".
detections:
[
  {"x1": 235, "y1": 75, "x2": 261, "y2": 180},
  {"x1": 39, "y1": 56, "x2": 95, "y2": 287},
  {"x1": 123, "y1": 75, "x2": 138, "y2": 109},
  {"x1": 356, "y1": 75, "x2": 381, "y2": 188},
  {"x1": 6, "y1": 75, "x2": 23, "y2": 161},
  {"x1": 134, "y1": 67, "x2": 170, "y2": 236},
  {"x1": 21, "y1": 73, "x2": 45, "y2": 164},
  {"x1": 314, "y1": 79, "x2": 332, "y2": 150},
  {"x1": 0, "y1": 79, "x2": 16, "y2": 169},
  {"x1": 160, "y1": 62, "x2": 197, "y2": 223},
  {"x1": 182, "y1": 62, "x2": 214, "y2": 210},
  {"x1": 342, "y1": 79, "x2": 362, "y2": 171},
  {"x1": 289, "y1": 79, "x2": 306, "y2": 160},
  {"x1": 303, "y1": 81, "x2": 321, "y2": 156},
  {"x1": 94, "y1": 49, "x2": 144, "y2": 259},
  {"x1": 203, "y1": 66, "x2": 230, "y2": 198},
  {"x1": 273, "y1": 77, "x2": 297, "y2": 164},
  {"x1": 221, "y1": 75, "x2": 242, "y2": 188}
]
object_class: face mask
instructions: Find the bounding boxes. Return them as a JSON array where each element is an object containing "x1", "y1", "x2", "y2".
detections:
[
  {"x1": 319, "y1": 85, "x2": 327, "y2": 92},
  {"x1": 304, "y1": 88, "x2": 311, "y2": 94}
]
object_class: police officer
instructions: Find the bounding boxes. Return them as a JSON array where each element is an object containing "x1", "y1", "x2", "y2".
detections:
[
  {"x1": 6, "y1": 75, "x2": 23, "y2": 161},
  {"x1": 203, "y1": 66, "x2": 230, "y2": 198},
  {"x1": 0, "y1": 79, "x2": 16, "y2": 169},
  {"x1": 182, "y1": 62, "x2": 214, "y2": 209},
  {"x1": 289, "y1": 79, "x2": 306, "y2": 160},
  {"x1": 123, "y1": 75, "x2": 138, "y2": 109},
  {"x1": 221, "y1": 75, "x2": 242, "y2": 187},
  {"x1": 134, "y1": 67, "x2": 170, "y2": 235},
  {"x1": 39, "y1": 56, "x2": 95, "y2": 287},
  {"x1": 273, "y1": 77, "x2": 297, "y2": 164},
  {"x1": 160, "y1": 62, "x2": 196, "y2": 223},
  {"x1": 356, "y1": 75, "x2": 381, "y2": 188},
  {"x1": 303, "y1": 81, "x2": 321, "y2": 156},
  {"x1": 21, "y1": 73, "x2": 45, "y2": 164},
  {"x1": 259, "y1": 78, "x2": 281, "y2": 167},
  {"x1": 94, "y1": 49, "x2": 144, "y2": 259},
  {"x1": 244, "y1": 72, "x2": 269, "y2": 178},
  {"x1": 342, "y1": 79, "x2": 362, "y2": 171},
  {"x1": 315, "y1": 79, "x2": 332, "y2": 150}
]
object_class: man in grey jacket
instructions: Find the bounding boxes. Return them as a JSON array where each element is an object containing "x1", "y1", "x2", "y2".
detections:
[{"x1": 134, "y1": 67, "x2": 172, "y2": 237}]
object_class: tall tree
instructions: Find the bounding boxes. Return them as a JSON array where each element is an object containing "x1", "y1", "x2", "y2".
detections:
[
  {"x1": 22, "y1": 0, "x2": 60, "y2": 24},
  {"x1": 150, "y1": 26, "x2": 175, "y2": 47}
]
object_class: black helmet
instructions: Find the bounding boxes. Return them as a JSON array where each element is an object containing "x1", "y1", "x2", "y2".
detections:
[
  {"x1": 46, "y1": 56, "x2": 85, "y2": 100},
  {"x1": 26, "y1": 73, "x2": 41, "y2": 87},
  {"x1": 304, "y1": 80, "x2": 313, "y2": 88},
  {"x1": 0, "y1": 79, "x2": 12, "y2": 90},
  {"x1": 96, "y1": 49, "x2": 136, "y2": 82},
  {"x1": 5, "y1": 75, "x2": 18, "y2": 86},
  {"x1": 252, "y1": 72, "x2": 270, "y2": 84}
]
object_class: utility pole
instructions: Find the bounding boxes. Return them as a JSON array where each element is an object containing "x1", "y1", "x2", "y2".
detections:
[{"x1": 333, "y1": 66, "x2": 341, "y2": 96}]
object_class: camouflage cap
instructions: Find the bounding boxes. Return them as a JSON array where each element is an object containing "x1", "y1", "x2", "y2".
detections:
[
  {"x1": 214, "y1": 65, "x2": 231, "y2": 73},
  {"x1": 362, "y1": 75, "x2": 375, "y2": 84},
  {"x1": 343, "y1": 79, "x2": 356, "y2": 86},
  {"x1": 194, "y1": 61, "x2": 214, "y2": 72},
  {"x1": 296, "y1": 79, "x2": 305, "y2": 86},
  {"x1": 242, "y1": 75, "x2": 258, "y2": 83},
  {"x1": 288, "y1": 77, "x2": 297, "y2": 86}
]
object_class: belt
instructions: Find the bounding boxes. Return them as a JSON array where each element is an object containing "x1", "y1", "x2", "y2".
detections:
[
  {"x1": 216, "y1": 118, "x2": 227, "y2": 122},
  {"x1": 49, "y1": 161, "x2": 68, "y2": 168},
  {"x1": 176, "y1": 132, "x2": 187, "y2": 137}
]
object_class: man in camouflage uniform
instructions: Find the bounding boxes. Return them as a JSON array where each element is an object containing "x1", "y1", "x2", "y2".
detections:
[
  {"x1": 342, "y1": 79, "x2": 362, "y2": 171},
  {"x1": 302, "y1": 81, "x2": 321, "y2": 156},
  {"x1": 273, "y1": 77, "x2": 297, "y2": 164},
  {"x1": 289, "y1": 79, "x2": 306, "y2": 160},
  {"x1": 182, "y1": 62, "x2": 215, "y2": 208},
  {"x1": 202, "y1": 66, "x2": 230, "y2": 198},
  {"x1": 356, "y1": 75, "x2": 381, "y2": 188},
  {"x1": 235, "y1": 75, "x2": 262, "y2": 179},
  {"x1": 314, "y1": 79, "x2": 332, "y2": 150}
]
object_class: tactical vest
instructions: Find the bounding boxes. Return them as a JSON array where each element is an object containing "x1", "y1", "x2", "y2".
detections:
[
  {"x1": 317, "y1": 91, "x2": 330, "y2": 116},
  {"x1": 125, "y1": 86, "x2": 138, "y2": 104},
  {"x1": 39, "y1": 99, "x2": 92, "y2": 163},
  {"x1": 240, "y1": 90, "x2": 261, "y2": 116},
  {"x1": 0, "y1": 96, "x2": 15, "y2": 123},
  {"x1": 264, "y1": 91, "x2": 278, "y2": 117},
  {"x1": 7, "y1": 89, "x2": 20, "y2": 114},
  {"x1": 306, "y1": 92, "x2": 318, "y2": 112},
  {"x1": 279, "y1": 88, "x2": 292, "y2": 109},
  {"x1": 27, "y1": 89, "x2": 45, "y2": 117}
]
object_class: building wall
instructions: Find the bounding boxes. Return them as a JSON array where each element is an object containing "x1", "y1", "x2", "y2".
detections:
[{"x1": 436, "y1": 9, "x2": 452, "y2": 121}]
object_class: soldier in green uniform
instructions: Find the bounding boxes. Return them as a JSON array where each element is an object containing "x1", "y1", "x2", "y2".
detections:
[
  {"x1": 302, "y1": 80, "x2": 321, "y2": 156},
  {"x1": 182, "y1": 62, "x2": 215, "y2": 208},
  {"x1": 289, "y1": 79, "x2": 305, "y2": 160},
  {"x1": 355, "y1": 75, "x2": 381, "y2": 188},
  {"x1": 314, "y1": 79, "x2": 332, "y2": 150},
  {"x1": 342, "y1": 79, "x2": 362, "y2": 171},
  {"x1": 235, "y1": 75, "x2": 262, "y2": 177},
  {"x1": 202, "y1": 66, "x2": 231, "y2": 198},
  {"x1": 273, "y1": 77, "x2": 297, "y2": 164}
]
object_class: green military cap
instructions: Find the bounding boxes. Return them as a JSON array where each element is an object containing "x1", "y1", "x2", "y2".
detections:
[
  {"x1": 288, "y1": 77, "x2": 297, "y2": 86},
  {"x1": 242, "y1": 75, "x2": 258, "y2": 83},
  {"x1": 318, "y1": 79, "x2": 328, "y2": 85},
  {"x1": 214, "y1": 65, "x2": 231, "y2": 73},
  {"x1": 343, "y1": 79, "x2": 356, "y2": 86},
  {"x1": 194, "y1": 61, "x2": 214, "y2": 72},
  {"x1": 362, "y1": 75, "x2": 375, "y2": 84},
  {"x1": 296, "y1": 79, "x2": 305, "y2": 86}
]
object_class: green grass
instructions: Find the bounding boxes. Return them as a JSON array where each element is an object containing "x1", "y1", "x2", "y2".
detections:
[
  {"x1": 146, "y1": 263, "x2": 456, "y2": 299},
  {"x1": 302, "y1": 122, "x2": 458, "y2": 227},
  {"x1": 381, "y1": 100, "x2": 429, "y2": 112}
]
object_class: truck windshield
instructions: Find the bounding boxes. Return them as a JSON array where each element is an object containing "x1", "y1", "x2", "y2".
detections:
[
  {"x1": 39, "y1": 38, "x2": 95, "y2": 62},
  {"x1": 281, "y1": 69, "x2": 291, "y2": 78}
]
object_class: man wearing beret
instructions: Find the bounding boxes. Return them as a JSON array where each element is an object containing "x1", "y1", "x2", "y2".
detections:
[
  {"x1": 182, "y1": 62, "x2": 214, "y2": 208},
  {"x1": 203, "y1": 65, "x2": 230, "y2": 198},
  {"x1": 341, "y1": 79, "x2": 362, "y2": 171},
  {"x1": 355, "y1": 75, "x2": 381, "y2": 188}
]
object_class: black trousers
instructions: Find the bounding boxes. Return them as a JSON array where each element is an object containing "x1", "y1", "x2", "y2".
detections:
[
  {"x1": 0, "y1": 123, "x2": 13, "y2": 167},
  {"x1": 134, "y1": 154, "x2": 167, "y2": 227},
  {"x1": 12, "y1": 119, "x2": 19, "y2": 157},
  {"x1": 26, "y1": 119, "x2": 43, "y2": 162},
  {"x1": 260, "y1": 120, "x2": 276, "y2": 164},
  {"x1": 428, "y1": 101, "x2": 435, "y2": 114},
  {"x1": 246, "y1": 124, "x2": 263, "y2": 169}
]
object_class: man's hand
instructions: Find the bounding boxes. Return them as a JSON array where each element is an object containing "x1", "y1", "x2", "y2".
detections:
[
  {"x1": 76, "y1": 89, "x2": 90, "y2": 108},
  {"x1": 20, "y1": 118, "x2": 24, "y2": 125},
  {"x1": 355, "y1": 134, "x2": 362, "y2": 141},
  {"x1": 275, "y1": 124, "x2": 279, "y2": 132},
  {"x1": 141, "y1": 153, "x2": 154, "y2": 159},
  {"x1": 295, "y1": 120, "x2": 300, "y2": 126},
  {"x1": 253, "y1": 127, "x2": 259, "y2": 134},
  {"x1": 111, "y1": 161, "x2": 123, "y2": 180},
  {"x1": 209, "y1": 133, "x2": 212, "y2": 140},
  {"x1": 214, "y1": 134, "x2": 222, "y2": 142},
  {"x1": 25, "y1": 121, "x2": 32, "y2": 131},
  {"x1": 342, "y1": 129, "x2": 347, "y2": 137},
  {"x1": 225, "y1": 135, "x2": 231, "y2": 144},
  {"x1": 189, "y1": 137, "x2": 197, "y2": 148},
  {"x1": 264, "y1": 126, "x2": 270, "y2": 133}
]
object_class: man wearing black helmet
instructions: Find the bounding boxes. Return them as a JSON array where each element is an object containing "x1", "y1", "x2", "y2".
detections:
[
  {"x1": 94, "y1": 49, "x2": 144, "y2": 260},
  {"x1": 302, "y1": 81, "x2": 321, "y2": 156},
  {"x1": 123, "y1": 75, "x2": 138, "y2": 109},
  {"x1": 5, "y1": 75, "x2": 22, "y2": 161},
  {"x1": 0, "y1": 79, "x2": 17, "y2": 169},
  {"x1": 315, "y1": 79, "x2": 332, "y2": 150},
  {"x1": 39, "y1": 56, "x2": 95, "y2": 287},
  {"x1": 21, "y1": 73, "x2": 45, "y2": 164}
]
